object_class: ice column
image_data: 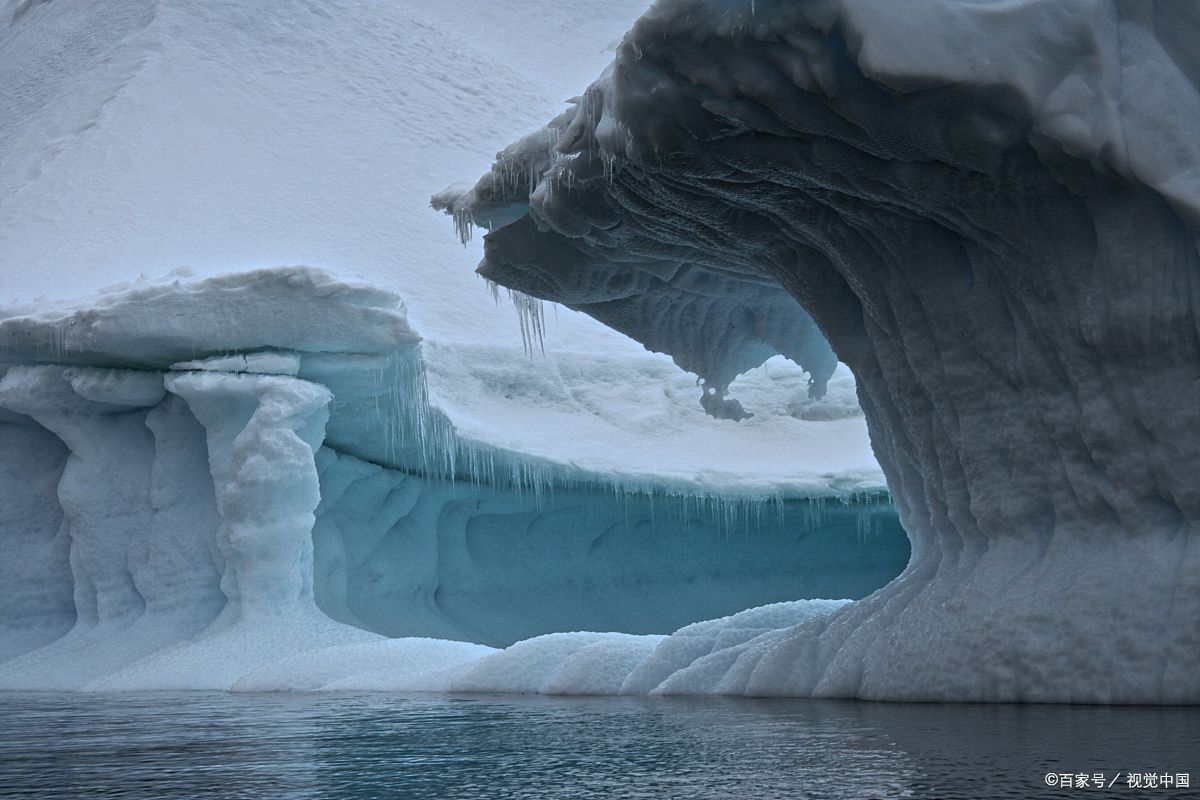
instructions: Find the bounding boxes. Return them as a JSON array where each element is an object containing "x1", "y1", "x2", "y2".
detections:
[
  {"x1": 164, "y1": 371, "x2": 333, "y2": 622},
  {"x1": 0, "y1": 366, "x2": 166, "y2": 687}
]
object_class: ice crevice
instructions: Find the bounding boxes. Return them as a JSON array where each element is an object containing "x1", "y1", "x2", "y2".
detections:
[{"x1": 0, "y1": 266, "x2": 908, "y2": 691}]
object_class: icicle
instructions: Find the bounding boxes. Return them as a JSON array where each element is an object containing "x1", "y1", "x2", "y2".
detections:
[
  {"x1": 453, "y1": 208, "x2": 474, "y2": 244},
  {"x1": 508, "y1": 289, "x2": 547, "y2": 356},
  {"x1": 483, "y1": 278, "x2": 502, "y2": 305}
]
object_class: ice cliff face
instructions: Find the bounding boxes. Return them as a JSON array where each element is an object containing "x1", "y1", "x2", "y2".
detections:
[{"x1": 440, "y1": 0, "x2": 1200, "y2": 702}]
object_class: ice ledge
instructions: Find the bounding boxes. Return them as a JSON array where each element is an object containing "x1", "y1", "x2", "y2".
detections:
[
  {"x1": 0, "y1": 267, "x2": 419, "y2": 368},
  {"x1": 0, "y1": 266, "x2": 885, "y2": 499}
]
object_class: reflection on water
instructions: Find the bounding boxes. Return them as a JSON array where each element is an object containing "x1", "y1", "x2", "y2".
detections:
[{"x1": 0, "y1": 692, "x2": 1196, "y2": 799}]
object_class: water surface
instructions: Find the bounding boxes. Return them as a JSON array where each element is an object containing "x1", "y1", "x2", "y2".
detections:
[{"x1": 0, "y1": 693, "x2": 1196, "y2": 799}]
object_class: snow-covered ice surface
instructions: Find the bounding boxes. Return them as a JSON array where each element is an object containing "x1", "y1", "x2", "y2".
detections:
[
  {"x1": 0, "y1": 0, "x2": 874, "y2": 487},
  {"x1": 0, "y1": 0, "x2": 647, "y2": 349}
]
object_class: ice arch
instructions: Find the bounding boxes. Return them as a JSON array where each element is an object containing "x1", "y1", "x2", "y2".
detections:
[{"x1": 440, "y1": 0, "x2": 1200, "y2": 702}]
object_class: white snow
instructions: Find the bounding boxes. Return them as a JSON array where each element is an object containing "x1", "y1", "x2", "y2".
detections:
[
  {"x1": 0, "y1": 266, "x2": 879, "y2": 497},
  {"x1": 0, "y1": 0, "x2": 880, "y2": 506},
  {"x1": 0, "y1": 0, "x2": 648, "y2": 348}
]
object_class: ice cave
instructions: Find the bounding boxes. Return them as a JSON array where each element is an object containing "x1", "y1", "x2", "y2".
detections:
[{"x1": 1, "y1": 0, "x2": 1196, "y2": 707}]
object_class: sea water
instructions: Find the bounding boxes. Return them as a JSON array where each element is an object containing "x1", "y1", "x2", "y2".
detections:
[{"x1": 0, "y1": 693, "x2": 1196, "y2": 799}]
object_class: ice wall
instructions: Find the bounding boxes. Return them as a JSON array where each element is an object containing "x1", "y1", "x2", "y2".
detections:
[
  {"x1": 440, "y1": 0, "x2": 1200, "y2": 702},
  {"x1": 0, "y1": 397, "x2": 72, "y2": 661},
  {"x1": 0, "y1": 267, "x2": 907, "y2": 689},
  {"x1": 314, "y1": 449, "x2": 906, "y2": 647}
]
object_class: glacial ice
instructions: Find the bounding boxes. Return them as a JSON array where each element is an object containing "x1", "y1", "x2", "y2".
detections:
[
  {"x1": 7, "y1": 0, "x2": 1192, "y2": 703},
  {"x1": 0, "y1": 0, "x2": 911, "y2": 695},
  {"x1": 441, "y1": 0, "x2": 1200, "y2": 702},
  {"x1": 0, "y1": 267, "x2": 905, "y2": 691}
]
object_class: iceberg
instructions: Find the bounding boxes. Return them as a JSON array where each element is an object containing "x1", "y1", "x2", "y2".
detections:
[
  {"x1": 7, "y1": 0, "x2": 1190, "y2": 704},
  {"x1": 3, "y1": 0, "x2": 910, "y2": 693},
  {"x1": 0, "y1": 267, "x2": 906, "y2": 690},
  {"x1": 438, "y1": 0, "x2": 1200, "y2": 702}
]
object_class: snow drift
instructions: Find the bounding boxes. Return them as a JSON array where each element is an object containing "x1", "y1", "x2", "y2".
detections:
[{"x1": 439, "y1": 0, "x2": 1200, "y2": 703}]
